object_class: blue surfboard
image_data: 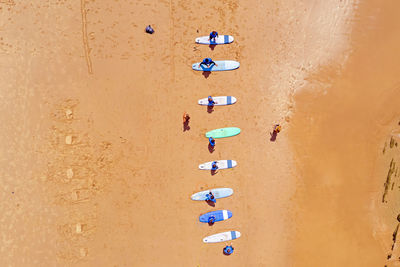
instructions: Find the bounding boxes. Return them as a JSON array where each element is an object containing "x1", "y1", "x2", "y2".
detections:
[{"x1": 199, "y1": 210, "x2": 233, "y2": 223}]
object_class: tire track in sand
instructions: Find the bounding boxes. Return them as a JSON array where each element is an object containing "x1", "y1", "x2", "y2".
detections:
[
  {"x1": 80, "y1": 0, "x2": 93, "y2": 74},
  {"x1": 169, "y1": 0, "x2": 175, "y2": 82}
]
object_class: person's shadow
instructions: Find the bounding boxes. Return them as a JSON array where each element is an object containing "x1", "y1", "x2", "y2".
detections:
[
  {"x1": 208, "y1": 143, "x2": 215, "y2": 153},
  {"x1": 211, "y1": 169, "x2": 218, "y2": 176},
  {"x1": 202, "y1": 71, "x2": 211, "y2": 78},
  {"x1": 207, "y1": 106, "x2": 214, "y2": 113},
  {"x1": 183, "y1": 114, "x2": 190, "y2": 131},
  {"x1": 206, "y1": 200, "x2": 216, "y2": 207},
  {"x1": 270, "y1": 131, "x2": 277, "y2": 141},
  {"x1": 209, "y1": 44, "x2": 216, "y2": 50},
  {"x1": 183, "y1": 120, "x2": 190, "y2": 132}
]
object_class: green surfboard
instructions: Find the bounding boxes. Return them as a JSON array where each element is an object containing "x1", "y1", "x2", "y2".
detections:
[{"x1": 205, "y1": 127, "x2": 241, "y2": 139}]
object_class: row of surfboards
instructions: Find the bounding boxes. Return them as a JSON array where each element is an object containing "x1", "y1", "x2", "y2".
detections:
[
  {"x1": 191, "y1": 34, "x2": 241, "y2": 244},
  {"x1": 191, "y1": 188, "x2": 239, "y2": 243},
  {"x1": 192, "y1": 35, "x2": 239, "y2": 72}
]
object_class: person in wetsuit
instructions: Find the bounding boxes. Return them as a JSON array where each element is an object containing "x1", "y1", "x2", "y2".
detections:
[
  {"x1": 209, "y1": 31, "x2": 219, "y2": 42},
  {"x1": 199, "y1": 58, "x2": 218, "y2": 68},
  {"x1": 205, "y1": 192, "x2": 216, "y2": 203}
]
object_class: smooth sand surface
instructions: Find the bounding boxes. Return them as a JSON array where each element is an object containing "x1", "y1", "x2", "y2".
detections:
[
  {"x1": 0, "y1": 0, "x2": 398, "y2": 266},
  {"x1": 289, "y1": 1, "x2": 400, "y2": 266}
]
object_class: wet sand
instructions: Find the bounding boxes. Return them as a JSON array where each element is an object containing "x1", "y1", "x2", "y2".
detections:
[
  {"x1": 0, "y1": 0, "x2": 397, "y2": 266},
  {"x1": 289, "y1": 1, "x2": 400, "y2": 266}
]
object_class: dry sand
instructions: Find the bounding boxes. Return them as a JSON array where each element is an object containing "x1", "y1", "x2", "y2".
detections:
[{"x1": 0, "y1": 0, "x2": 398, "y2": 266}]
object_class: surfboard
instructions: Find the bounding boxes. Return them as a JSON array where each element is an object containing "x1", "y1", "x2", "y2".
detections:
[
  {"x1": 192, "y1": 60, "x2": 240, "y2": 72},
  {"x1": 203, "y1": 231, "x2": 241, "y2": 243},
  {"x1": 205, "y1": 127, "x2": 241, "y2": 139},
  {"x1": 191, "y1": 188, "x2": 233, "y2": 201},
  {"x1": 199, "y1": 210, "x2": 233, "y2": 223},
  {"x1": 195, "y1": 35, "x2": 234, "y2": 45},
  {"x1": 198, "y1": 160, "x2": 237, "y2": 170},
  {"x1": 198, "y1": 96, "x2": 237, "y2": 106}
]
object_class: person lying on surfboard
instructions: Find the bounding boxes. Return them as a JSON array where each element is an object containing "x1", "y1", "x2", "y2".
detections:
[
  {"x1": 208, "y1": 96, "x2": 216, "y2": 107},
  {"x1": 211, "y1": 161, "x2": 218, "y2": 170},
  {"x1": 209, "y1": 137, "x2": 216, "y2": 147},
  {"x1": 205, "y1": 192, "x2": 216, "y2": 203},
  {"x1": 199, "y1": 58, "x2": 218, "y2": 68},
  {"x1": 209, "y1": 31, "x2": 219, "y2": 42}
]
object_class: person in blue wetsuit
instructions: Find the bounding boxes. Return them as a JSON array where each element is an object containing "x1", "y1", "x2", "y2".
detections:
[
  {"x1": 205, "y1": 192, "x2": 216, "y2": 203},
  {"x1": 209, "y1": 31, "x2": 219, "y2": 42},
  {"x1": 223, "y1": 245, "x2": 234, "y2": 255},
  {"x1": 208, "y1": 215, "x2": 216, "y2": 224},
  {"x1": 211, "y1": 161, "x2": 218, "y2": 171},
  {"x1": 199, "y1": 58, "x2": 218, "y2": 68},
  {"x1": 209, "y1": 137, "x2": 215, "y2": 147},
  {"x1": 208, "y1": 96, "x2": 216, "y2": 107}
]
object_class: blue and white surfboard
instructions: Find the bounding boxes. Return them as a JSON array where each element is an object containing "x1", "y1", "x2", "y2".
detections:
[
  {"x1": 195, "y1": 35, "x2": 234, "y2": 45},
  {"x1": 198, "y1": 96, "x2": 237, "y2": 106},
  {"x1": 198, "y1": 160, "x2": 237, "y2": 170},
  {"x1": 191, "y1": 188, "x2": 233, "y2": 201},
  {"x1": 203, "y1": 231, "x2": 241, "y2": 243},
  {"x1": 199, "y1": 210, "x2": 233, "y2": 223},
  {"x1": 192, "y1": 60, "x2": 240, "y2": 71}
]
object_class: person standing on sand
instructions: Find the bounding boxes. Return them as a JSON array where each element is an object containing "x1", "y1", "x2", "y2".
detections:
[
  {"x1": 270, "y1": 124, "x2": 281, "y2": 136},
  {"x1": 273, "y1": 124, "x2": 281, "y2": 133},
  {"x1": 199, "y1": 58, "x2": 218, "y2": 68},
  {"x1": 183, "y1": 112, "x2": 190, "y2": 131},
  {"x1": 209, "y1": 137, "x2": 216, "y2": 147},
  {"x1": 145, "y1": 25, "x2": 154, "y2": 34},
  {"x1": 269, "y1": 124, "x2": 281, "y2": 141},
  {"x1": 223, "y1": 245, "x2": 234, "y2": 255},
  {"x1": 209, "y1": 31, "x2": 219, "y2": 42},
  {"x1": 183, "y1": 112, "x2": 190, "y2": 124}
]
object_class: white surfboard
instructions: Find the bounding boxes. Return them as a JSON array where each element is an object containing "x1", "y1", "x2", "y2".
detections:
[
  {"x1": 191, "y1": 188, "x2": 233, "y2": 201},
  {"x1": 198, "y1": 160, "x2": 237, "y2": 170},
  {"x1": 192, "y1": 60, "x2": 240, "y2": 71},
  {"x1": 203, "y1": 231, "x2": 241, "y2": 243},
  {"x1": 195, "y1": 35, "x2": 234, "y2": 45},
  {"x1": 198, "y1": 96, "x2": 237, "y2": 106}
]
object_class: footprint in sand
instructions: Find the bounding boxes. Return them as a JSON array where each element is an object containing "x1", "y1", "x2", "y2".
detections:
[
  {"x1": 66, "y1": 168, "x2": 74, "y2": 179},
  {"x1": 75, "y1": 223, "x2": 82, "y2": 234},
  {"x1": 79, "y1": 248, "x2": 88, "y2": 258},
  {"x1": 65, "y1": 109, "x2": 73, "y2": 119},
  {"x1": 65, "y1": 135, "x2": 73, "y2": 145}
]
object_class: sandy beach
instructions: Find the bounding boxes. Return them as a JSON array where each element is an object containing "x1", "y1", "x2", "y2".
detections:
[
  {"x1": 290, "y1": 1, "x2": 400, "y2": 266},
  {"x1": 0, "y1": 0, "x2": 399, "y2": 266}
]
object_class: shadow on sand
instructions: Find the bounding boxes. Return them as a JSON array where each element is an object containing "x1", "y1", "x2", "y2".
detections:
[
  {"x1": 202, "y1": 71, "x2": 211, "y2": 78},
  {"x1": 183, "y1": 121, "x2": 190, "y2": 132},
  {"x1": 270, "y1": 131, "x2": 277, "y2": 141},
  {"x1": 208, "y1": 143, "x2": 215, "y2": 153},
  {"x1": 206, "y1": 200, "x2": 215, "y2": 207}
]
